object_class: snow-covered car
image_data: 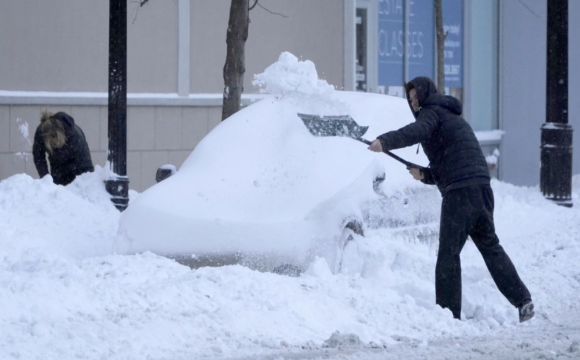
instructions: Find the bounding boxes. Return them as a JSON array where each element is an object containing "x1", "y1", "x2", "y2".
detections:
[{"x1": 116, "y1": 53, "x2": 435, "y2": 274}]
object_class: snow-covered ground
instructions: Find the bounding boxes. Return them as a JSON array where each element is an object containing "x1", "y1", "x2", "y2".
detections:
[
  {"x1": 1, "y1": 169, "x2": 579, "y2": 359},
  {"x1": 2, "y1": 53, "x2": 579, "y2": 359}
]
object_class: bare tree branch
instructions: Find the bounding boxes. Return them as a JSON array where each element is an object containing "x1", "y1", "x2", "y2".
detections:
[
  {"x1": 517, "y1": 0, "x2": 542, "y2": 21},
  {"x1": 130, "y1": 2, "x2": 141, "y2": 24},
  {"x1": 130, "y1": 0, "x2": 150, "y2": 24},
  {"x1": 257, "y1": 3, "x2": 288, "y2": 18},
  {"x1": 249, "y1": 0, "x2": 259, "y2": 11}
]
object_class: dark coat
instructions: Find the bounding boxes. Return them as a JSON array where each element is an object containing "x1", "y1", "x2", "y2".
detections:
[
  {"x1": 377, "y1": 76, "x2": 490, "y2": 194},
  {"x1": 33, "y1": 112, "x2": 94, "y2": 186}
]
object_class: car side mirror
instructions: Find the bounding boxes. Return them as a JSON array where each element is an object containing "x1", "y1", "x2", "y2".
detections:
[{"x1": 156, "y1": 164, "x2": 177, "y2": 183}]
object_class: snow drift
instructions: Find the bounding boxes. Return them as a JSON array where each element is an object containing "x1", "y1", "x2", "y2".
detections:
[{"x1": 2, "y1": 169, "x2": 580, "y2": 359}]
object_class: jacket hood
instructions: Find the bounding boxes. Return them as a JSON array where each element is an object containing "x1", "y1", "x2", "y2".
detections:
[
  {"x1": 405, "y1": 76, "x2": 438, "y2": 106},
  {"x1": 405, "y1": 77, "x2": 462, "y2": 116},
  {"x1": 423, "y1": 93, "x2": 463, "y2": 115},
  {"x1": 51, "y1": 112, "x2": 75, "y2": 130}
]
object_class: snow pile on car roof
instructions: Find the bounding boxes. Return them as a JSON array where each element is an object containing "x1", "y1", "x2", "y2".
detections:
[{"x1": 253, "y1": 51, "x2": 335, "y2": 96}]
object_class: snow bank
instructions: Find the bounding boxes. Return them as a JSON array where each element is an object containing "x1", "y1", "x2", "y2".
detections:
[
  {"x1": 2, "y1": 172, "x2": 580, "y2": 359},
  {"x1": 0, "y1": 167, "x2": 119, "y2": 260}
]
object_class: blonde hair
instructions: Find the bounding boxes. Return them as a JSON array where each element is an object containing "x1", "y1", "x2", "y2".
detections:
[{"x1": 39, "y1": 111, "x2": 66, "y2": 153}]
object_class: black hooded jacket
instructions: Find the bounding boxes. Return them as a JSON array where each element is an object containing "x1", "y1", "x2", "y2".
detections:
[
  {"x1": 33, "y1": 112, "x2": 94, "y2": 186},
  {"x1": 377, "y1": 77, "x2": 490, "y2": 194}
]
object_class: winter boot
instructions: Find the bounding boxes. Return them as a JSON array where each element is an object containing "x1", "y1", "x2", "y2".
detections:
[{"x1": 518, "y1": 300, "x2": 535, "y2": 323}]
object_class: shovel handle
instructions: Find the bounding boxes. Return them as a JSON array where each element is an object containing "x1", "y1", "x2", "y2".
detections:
[{"x1": 358, "y1": 138, "x2": 425, "y2": 170}]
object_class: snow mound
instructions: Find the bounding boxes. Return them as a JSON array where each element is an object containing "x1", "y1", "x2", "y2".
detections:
[
  {"x1": 253, "y1": 52, "x2": 335, "y2": 97},
  {"x1": 0, "y1": 166, "x2": 119, "y2": 259},
  {"x1": 1, "y1": 167, "x2": 580, "y2": 359}
]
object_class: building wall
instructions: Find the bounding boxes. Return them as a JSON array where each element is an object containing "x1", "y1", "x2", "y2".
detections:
[
  {"x1": 499, "y1": 0, "x2": 580, "y2": 186},
  {"x1": 0, "y1": 0, "x2": 344, "y2": 95},
  {"x1": 190, "y1": 0, "x2": 345, "y2": 93},
  {"x1": 465, "y1": 0, "x2": 498, "y2": 132},
  {"x1": 0, "y1": 0, "x2": 178, "y2": 93},
  {"x1": 0, "y1": 1, "x2": 346, "y2": 191},
  {"x1": 0, "y1": 101, "x2": 222, "y2": 191},
  {"x1": 499, "y1": 0, "x2": 547, "y2": 187}
]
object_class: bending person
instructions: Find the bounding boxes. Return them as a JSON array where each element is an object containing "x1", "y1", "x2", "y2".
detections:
[{"x1": 33, "y1": 111, "x2": 94, "y2": 186}]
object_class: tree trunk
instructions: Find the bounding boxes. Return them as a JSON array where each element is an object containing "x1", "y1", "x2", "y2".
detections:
[
  {"x1": 435, "y1": 0, "x2": 445, "y2": 94},
  {"x1": 222, "y1": 0, "x2": 250, "y2": 121}
]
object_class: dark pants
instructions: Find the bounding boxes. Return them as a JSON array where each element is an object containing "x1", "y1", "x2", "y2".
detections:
[{"x1": 436, "y1": 184, "x2": 531, "y2": 319}]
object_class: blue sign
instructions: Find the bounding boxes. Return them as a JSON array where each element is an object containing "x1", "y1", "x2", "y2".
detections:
[
  {"x1": 377, "y1": 0, "x2": 464, "y2": 94},
  {"x1": 443, "y1": 0, "x2": 463, "y2": 88},
  {"x1": 378, "y1": 0, "x2": 434, "y2": 93},
  {"x1": 378, "y1": 0, "x2": 404, "y2": 89},
  {"x1": 408, "y1": 0, "x2": 434, "y2": 81}
]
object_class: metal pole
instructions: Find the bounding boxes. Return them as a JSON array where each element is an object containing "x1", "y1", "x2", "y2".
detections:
[
  {"x1": 105, "y1": 0, "x2": 130, "y2": 211},
  {"x1": 541, "y1": 0, "x2": 573, "y2": 207}
]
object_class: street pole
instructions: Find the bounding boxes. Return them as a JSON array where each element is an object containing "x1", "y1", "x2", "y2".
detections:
[
  {"x1": 105, "y1": 0, "x2": 130, "y2": 211},
  {"x1": 541, "y1": 0, "x2": 573, "y2": 207}
]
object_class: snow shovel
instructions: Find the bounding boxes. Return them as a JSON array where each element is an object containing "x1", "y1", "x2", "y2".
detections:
[{"x1": 297, "y1": 113, "x2": 425, "y2": 170}]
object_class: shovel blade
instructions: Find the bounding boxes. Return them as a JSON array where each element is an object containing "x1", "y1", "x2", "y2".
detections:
[{"x1": 297, "y1": 113, "x2": 369, "y2": 140}]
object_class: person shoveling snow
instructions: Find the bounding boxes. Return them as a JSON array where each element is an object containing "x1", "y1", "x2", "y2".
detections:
[{"x1": 368, "y1": 76, "x2": 534, "y2": 323}]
